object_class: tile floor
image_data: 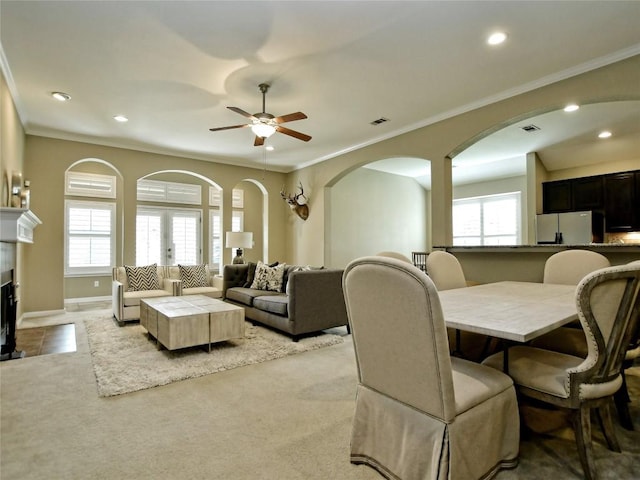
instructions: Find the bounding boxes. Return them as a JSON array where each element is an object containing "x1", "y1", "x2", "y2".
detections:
[
  {"x1": 15, "y1": 323, "x2": 77, "y2": 357},
  {"x1": 14, "y1": 299, "x2": 109, "y2": 358}
]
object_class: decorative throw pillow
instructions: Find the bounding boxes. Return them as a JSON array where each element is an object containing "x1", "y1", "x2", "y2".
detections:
[
  {"x1": 243, "y1": 262, "x2": 258, "y2": 288},
  {"x1": 178, "y1": 264, "x2": 208, "y2": 289},
  {"x1": 125, "y1": 264, "x2": 161, "y2": 292},
  {"x1": 243, "y1": 261, "x2": 279, "y2": 288},
  {"x1": 250, "y1": 261, "x2": 286, "y2": 292}
]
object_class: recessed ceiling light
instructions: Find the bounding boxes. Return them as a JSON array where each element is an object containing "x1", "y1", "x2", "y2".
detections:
[
  {"x1": 113, "y1": 115, "x2": 128, "y2": 123},
  {"x1": 51, "y1": 92, "x2": 71, "y2": 102},
  {"x1": 265, "y1": 145, "x2": 275, "y2": 151},
  {"x1": 564, "y1": 104, "x2": 580, "y2": 112},
  {"x1": 487, "y1": 32, "x2": 507, "y2": 45},
  {"x1": 598, "y1": 131, "x2": 612, "y2": 139}
]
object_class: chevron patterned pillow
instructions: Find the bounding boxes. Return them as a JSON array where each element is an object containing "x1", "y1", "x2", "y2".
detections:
[
  {"x1": 178, "y1": 264, "x2": 208, "y2": 289},
  {"x1": 125, "y1": 264, "x2": 161, "y2": 291}
]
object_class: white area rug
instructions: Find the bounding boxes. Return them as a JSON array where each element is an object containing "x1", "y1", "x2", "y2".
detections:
[{"x1": 84, "y1": 314, "x2": 345, "y2": 397}]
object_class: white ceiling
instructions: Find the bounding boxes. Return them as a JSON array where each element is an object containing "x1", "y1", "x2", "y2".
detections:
[{"x1": 2, "y1": 1, "x2": 639, "y2": 184}]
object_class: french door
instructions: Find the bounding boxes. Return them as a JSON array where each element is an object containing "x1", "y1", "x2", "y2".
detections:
[{"x1": 136, "y1": 207, "x2": 201, "y2": 266}]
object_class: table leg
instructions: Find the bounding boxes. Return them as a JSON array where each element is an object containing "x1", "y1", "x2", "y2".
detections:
[{"x1": 502, "y1": 340, "x2": 511, "y2": 375}]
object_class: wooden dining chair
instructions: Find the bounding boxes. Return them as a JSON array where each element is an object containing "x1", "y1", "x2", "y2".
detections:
[
  {"x1": 483, "y1": 263, "x2": 640, "y2": 480},
  {"x1": 343, "y1": 256, "x2": 520, "y2": 480},
  {"x1": 411, "y1": 251, "x2": 428, "y2": 272}
]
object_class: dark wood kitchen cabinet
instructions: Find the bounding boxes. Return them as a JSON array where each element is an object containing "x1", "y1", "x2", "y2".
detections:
[
  {"x1": 604, "y1": 171, "x2": 638, "y2": 232},
  {"x1": 572, "y1": 175, "x2": 604, "y2": 211},
  {"x1": 542, "y1": 180, "x2": 572, "y2": 213}
]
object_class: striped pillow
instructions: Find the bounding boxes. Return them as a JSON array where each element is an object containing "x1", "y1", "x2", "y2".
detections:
[
  {"x1": 125, "y1": 264, "x2": 161, "y2": 292},
  {"x1": 179, "y1": 264, "x2": 209, "y2": 289}
]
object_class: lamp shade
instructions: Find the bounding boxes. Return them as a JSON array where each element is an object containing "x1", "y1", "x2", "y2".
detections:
[{"x1": 225, "y1": 231, "x2": 253, "y2": 249}]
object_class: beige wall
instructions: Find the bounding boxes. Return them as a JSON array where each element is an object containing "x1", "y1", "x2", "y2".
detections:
[
  {"x1": 287, "y1": 55, "x2": 640, "y2": 266},
  {"x1": 8, "y1": 55, "x2": 640, "y2": 313},
  {"x1": 23, "y1": 136, "x2": 287, "y2": 312},
  {"x1": 329, "y1": 167, "x2": 429, "y2": 268},
  {"x1": 1, "y1": 68, "x2": 27, "y2": 319}
]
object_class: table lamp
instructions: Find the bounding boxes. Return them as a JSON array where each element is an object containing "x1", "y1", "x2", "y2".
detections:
[{"x1": 225, "y1": 231, "x2": 253, "y2": 264}]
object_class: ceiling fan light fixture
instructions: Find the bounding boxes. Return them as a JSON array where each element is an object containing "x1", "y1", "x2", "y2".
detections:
[{"x1": 251, "y1": 122, "x2": 276, "y2": 138}]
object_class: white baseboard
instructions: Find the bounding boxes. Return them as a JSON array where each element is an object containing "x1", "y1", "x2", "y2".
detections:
[
  {"x1": 64, "y1": 295, "x2": 111, "y2": 304},
  {"x1": 20, "y1": 309, "x2": 66, "y2": 320}
]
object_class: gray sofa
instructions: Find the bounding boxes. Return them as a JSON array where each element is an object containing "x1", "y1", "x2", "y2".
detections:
[{"x1": 222, "y1": 263, "x2": 349, "y2": 340}]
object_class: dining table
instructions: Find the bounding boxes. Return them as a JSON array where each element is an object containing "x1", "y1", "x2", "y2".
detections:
[{"x1": 437, "y1": 281, "x2": 579, "y2": 372}]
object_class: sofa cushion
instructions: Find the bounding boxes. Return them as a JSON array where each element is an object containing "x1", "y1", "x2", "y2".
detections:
[
  {"x1": 122, "y1": 289, "x2": 170, "y2": 307},
  {"x1": 226, "y1": 287, "x2": 281, "y2": 307},
  {"x1": 125, "y1": 264, "x2": 161, "y2": 291},
  {"x1": 182, "y1": 286, "x2": 222, "y2": 298},
  {"x1": 253, "y1": 295, "x2": 288, "y2": 316},
  {"x1": 178, "y1": 264, "x2": 208, "y2": 288},
  {"x1": 251, "y1": 261, "x2": 286, "y2": 292}
]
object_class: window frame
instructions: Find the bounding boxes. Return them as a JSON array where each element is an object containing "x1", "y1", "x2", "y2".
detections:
[
  {"x1": 452, "y1": 192, "x2": 521, "y2": 246},
  {"x1": 64, "y1": 199, "x2": 116, "y2": 276}
]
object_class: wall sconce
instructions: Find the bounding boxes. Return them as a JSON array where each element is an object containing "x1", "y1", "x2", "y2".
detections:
[{"x1": 225, "y1": 231, "x2": 253, "y2": 264}]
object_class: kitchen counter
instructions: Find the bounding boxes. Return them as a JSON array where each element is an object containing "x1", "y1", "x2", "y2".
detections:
[
  {"x1": 435, "y1": 244, "x2": 640, "y2": 254},
  {"x1": 430, "y1": 244, "x2": 640, "y2": 284}
]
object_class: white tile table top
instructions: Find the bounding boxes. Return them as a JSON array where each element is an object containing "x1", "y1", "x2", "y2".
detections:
[{"x1": 438, "y1": 281, "x2": 578, "y2": 343}]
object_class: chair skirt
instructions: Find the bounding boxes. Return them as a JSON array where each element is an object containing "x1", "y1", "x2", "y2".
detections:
[{"x1": 350, "y1": 384, "x2": 519, "y2": 480}]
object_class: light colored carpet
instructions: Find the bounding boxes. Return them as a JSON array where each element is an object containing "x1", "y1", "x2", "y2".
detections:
[
  {"x1": 2, "y1": 308, "x2": 638, "y2": 480},
  {"x1": 84, "y1": 312, "x2": 344, "y2": 397}
]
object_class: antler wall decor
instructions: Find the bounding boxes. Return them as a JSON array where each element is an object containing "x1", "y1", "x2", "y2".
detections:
[{"x1": 280, "y1": 182, "x2": 309, "y2": 220}]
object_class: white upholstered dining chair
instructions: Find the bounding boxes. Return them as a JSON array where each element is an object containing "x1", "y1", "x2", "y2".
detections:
[
  {"x1": 343, "y1": 256, "x2": 520, "y2": 480},
  {"x1": 426, "y1": 251, "x2": 467, "y2": 290},
  {"x1": 483, "y1": 263, "x2": 640, "y2": 480},
  {"x1": 543, "y1": 249, "x2": 610, "y2": 285}
]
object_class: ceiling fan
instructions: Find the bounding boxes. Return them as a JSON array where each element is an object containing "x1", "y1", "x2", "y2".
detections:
[{"x1": 209, "y1": 83, "x2": 311, "y2": 146}]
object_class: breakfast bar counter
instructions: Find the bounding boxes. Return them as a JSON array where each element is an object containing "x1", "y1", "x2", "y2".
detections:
[{"x1": 431, "y1": 244, "x2": 640, "y2": 285}]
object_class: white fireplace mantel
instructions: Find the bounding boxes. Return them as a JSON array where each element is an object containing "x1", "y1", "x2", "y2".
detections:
[{"x1": 0, "y1": 208, "x2": 42, "y2": 243}]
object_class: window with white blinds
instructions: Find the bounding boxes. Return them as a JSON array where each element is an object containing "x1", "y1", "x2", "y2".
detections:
[
  {"x1": 65, "y1": 171, "x2": 116, "y2": 198},
  {"x1": 136, "y1": 207, "x2": 201, "y2": 265},
  {"x1": 453, "y1": 192, "x2": 521, "y2": 246},
  {"x1": 65, "y1": 200, "x2": 115, "y2": 275},
  {"x1": 137, "y1": 179, "x2": 201, "y2": 204}
]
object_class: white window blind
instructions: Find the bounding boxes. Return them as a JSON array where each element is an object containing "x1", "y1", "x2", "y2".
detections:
[
  {"x1": 137, "y1": 179, "x2": 201, "y2": 205},
  {"x1": 136, "y1": 207, "x2": 201, "y2": 265},
  {"x1": 210, "y1": 209, "x2": 222, "y2": 273},
  {"x1": 453, "y1": 192, "x2": 521, "y2": 246},
  {"x1": 65, "y1": 171, "x2": 116, "y2": 198},
  {"x1": 65, "y1": 200, "x2": 115, "y2": 275}
]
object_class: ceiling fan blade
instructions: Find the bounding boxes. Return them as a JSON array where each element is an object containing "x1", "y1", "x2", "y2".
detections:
[
  {"x1": 276, "y1": 125, "x2": 312, "y2": 142},
  {"x1": 274, "y1": 112, "x2": 307, "y2": 123},
  {"x1": 227, "y1": 106, "x2": 257, "y2": 120},
  {"x1": 209, "y1": 124, "x2": 249, "y2": 132},
  {"x1": 254, "y1": 136, "x2": 265, "y2": 147}
]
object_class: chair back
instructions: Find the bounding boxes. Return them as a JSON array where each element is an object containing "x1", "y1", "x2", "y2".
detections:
[
  {"x1": 411, "y1": 251, "x2": 427, "y2": 272},
  {"x1": 570, "y1": 263, "x2": 640, "y2": 395},
  {"x1": 376, "y1": 251, "x2": 412, "y2": 263},
  {"x1": 343, "y1": 256, "x2": 456, "y2": 421},
  {"x1": 426, "y1": 251, "x2": 467, "y2": 290},
  {"x1": 543, "y1": 250, "x2": 610, "y2": 285}
]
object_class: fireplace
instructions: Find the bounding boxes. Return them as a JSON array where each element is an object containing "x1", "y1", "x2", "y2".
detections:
[
  {"x1": 0, "y1": 208, "x2": 41, "y2": 361},
  {"x1": 1, "y1": 268, "x2": 23, "y2": 360}
]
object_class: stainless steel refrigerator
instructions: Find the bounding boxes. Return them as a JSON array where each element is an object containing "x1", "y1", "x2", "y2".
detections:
[{"x1": 536, "y1": 211, "x2": 604, "y2": 244}]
